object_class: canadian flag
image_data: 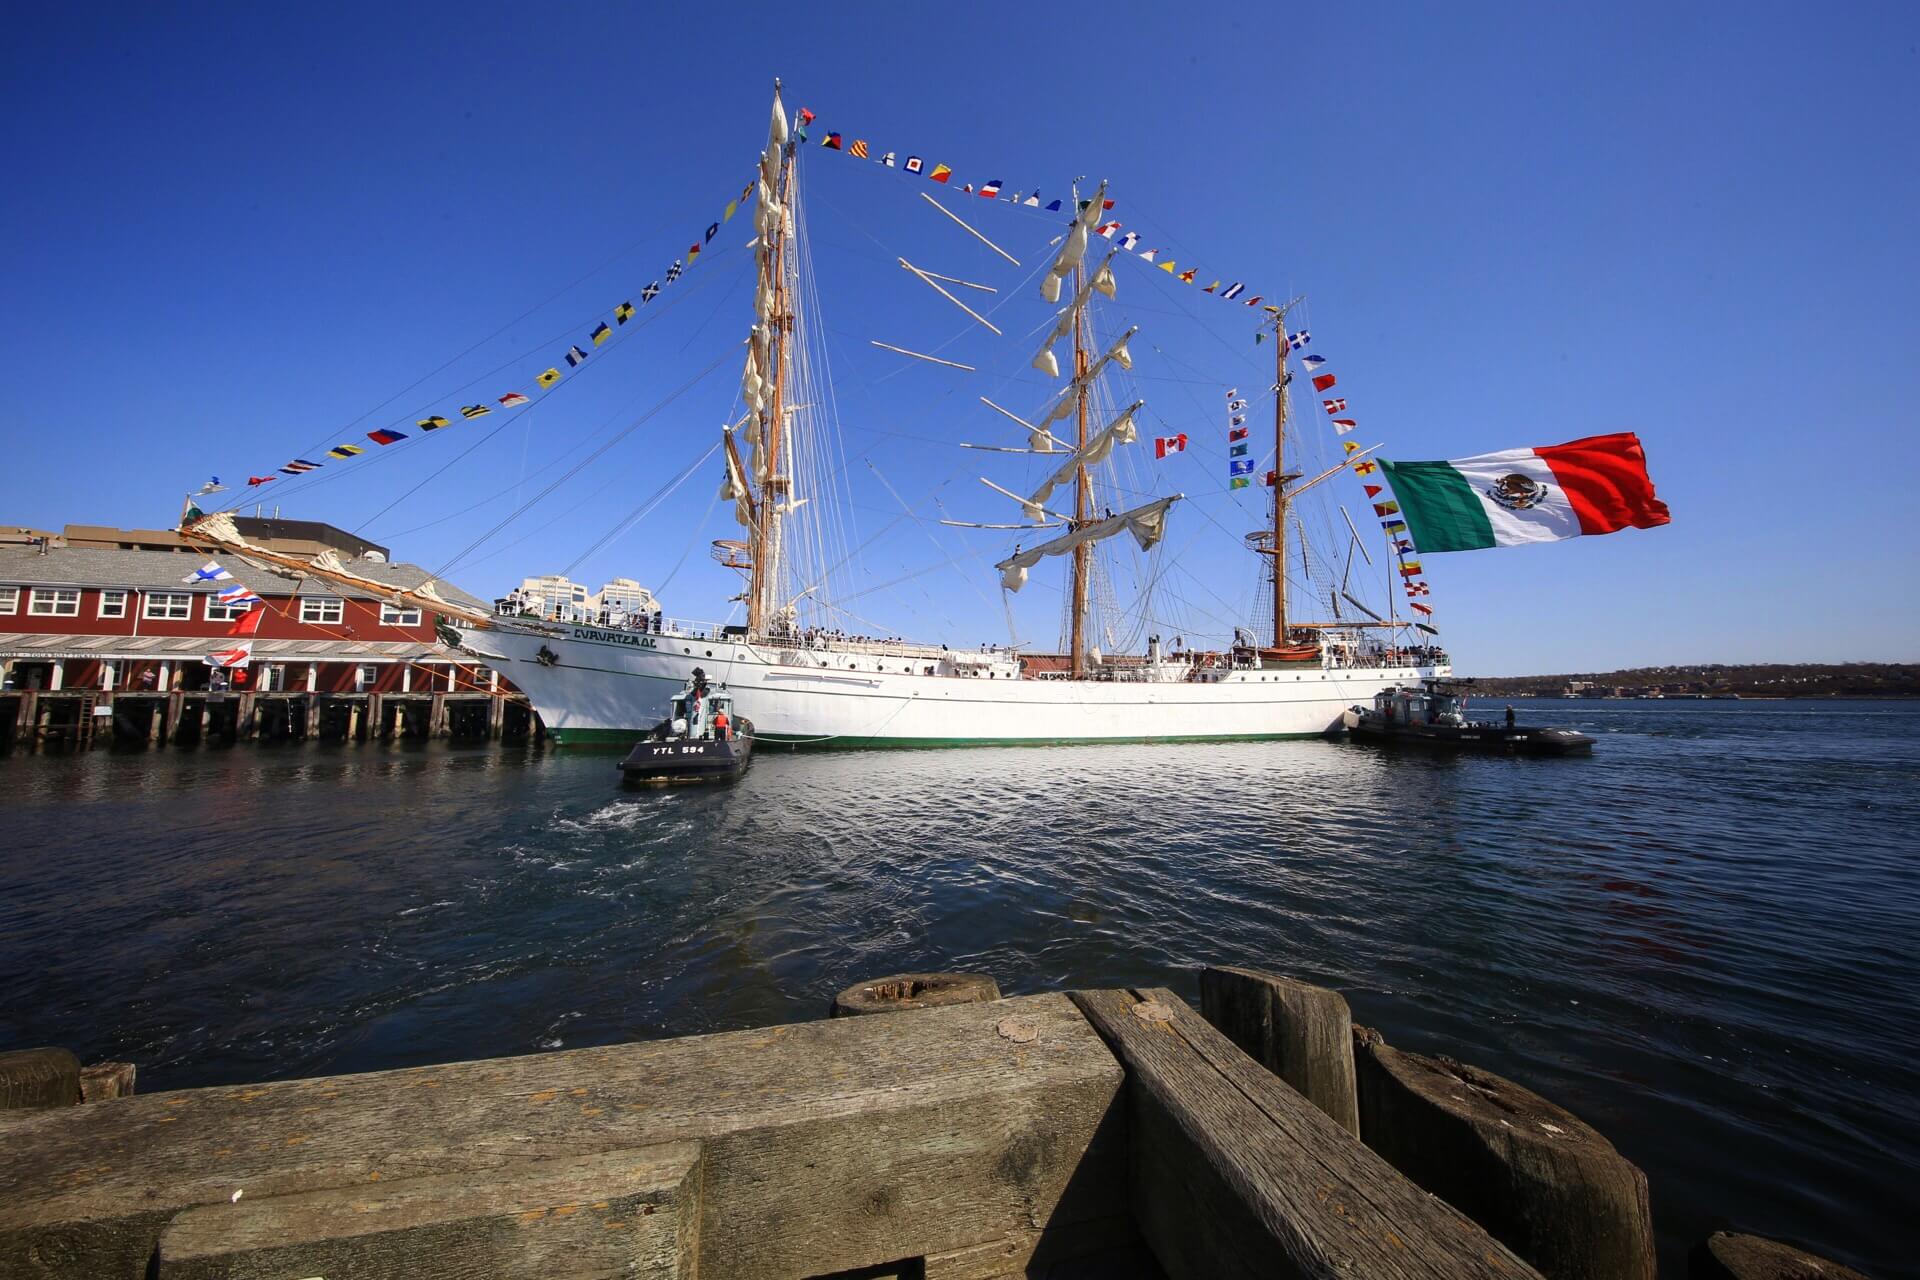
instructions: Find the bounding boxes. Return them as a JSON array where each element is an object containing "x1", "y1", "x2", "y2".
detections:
[{"x1": 1154, "y1": 433, "x2": 1188, "y2": 459}]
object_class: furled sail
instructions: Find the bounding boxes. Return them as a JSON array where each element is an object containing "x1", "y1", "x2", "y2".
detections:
[
  {"x1": 996, "y1": 495, "x2": 1178, "y2": 592},
  {"x1": 1035, "y1": 325, "x2": 1139, "y2": 424},
  {"x1": 1031, "y1": 253, "x2": 1120, "y2": 379},
  {"x1": 1022, "y1": 401, "x2": 1143, "y2": 519},
  {"x1": 1039, "y1": 181, "x2": 1107, "y2": 304},
  {"x1": 720, "y1": 434, "x2": 755, "y2": 529}
]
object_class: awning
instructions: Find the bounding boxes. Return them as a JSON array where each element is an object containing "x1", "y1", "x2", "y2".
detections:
[{"x1": 0, "y1": 632, "x2": 456, "y2": 663}]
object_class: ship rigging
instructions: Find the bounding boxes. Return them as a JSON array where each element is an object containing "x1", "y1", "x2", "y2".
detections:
[{"x1": 180, "y1": 81, "x2": 1449, "y2": 747}]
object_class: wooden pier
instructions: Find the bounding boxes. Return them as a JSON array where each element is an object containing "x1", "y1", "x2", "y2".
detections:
[
  {"x1": 0, "y1": 688, "x2": 537, "y2": 752},
  {"x1": 0, "y1": 969, "x2": 1865, "y2": 1279}
]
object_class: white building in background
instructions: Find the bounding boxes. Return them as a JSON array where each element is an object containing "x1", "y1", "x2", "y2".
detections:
[
  {"x1": 502, "y1": 574, "x2": 661, "y2": 625},
  {"x1": 595, "y1": 577, "x2": 660, "y2": 621}
]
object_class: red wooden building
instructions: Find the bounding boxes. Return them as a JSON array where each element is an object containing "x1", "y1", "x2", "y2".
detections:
[{"x1": 0, "y1": 540, "x2": 505, "y2": 699}]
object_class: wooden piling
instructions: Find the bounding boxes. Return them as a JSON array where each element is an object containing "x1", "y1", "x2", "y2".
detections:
[
  {"x1": 1689, "y1": 1231, "x2": 1868, "y2": 1280},
  {"x1": 1351, "y1": 1025, "x2": 1656, "y2": 1280},
  {"x1": 830, "y1": 972, "x2": 1002, "y2": 1018},
  {"x1": 1198, "y1": 965, "x2": 1360, "y2": 1137},
  {"x1": 0, "y1": 1048, "x2": 80, "y2": 1110},
  {"x1": 77, "y1": 1062, "x2": 137, "y2": 1104}
]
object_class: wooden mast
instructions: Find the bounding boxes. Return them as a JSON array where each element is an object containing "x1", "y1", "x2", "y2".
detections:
[
  {"x1": 1070, "y1": 262, "x2": 1090, "y2": 679},
  {"x1": 1259, "y1": 307, "x2": 1305, "y2": 652},
  {"x1": 752, "y1": 99, "x2": 796, "y2": 639},
  {"x1": 1270, "y1": 307, "x2": 1295, "y2": 647}
]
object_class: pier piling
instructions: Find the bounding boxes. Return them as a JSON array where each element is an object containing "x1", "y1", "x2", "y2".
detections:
[
  {"x1": 1688, "y1": 1231, "x2": 1868, "y2": 1280},
  {"x1": 1351, "y1": 1024, "x2": 1656, "y2": 1280},
  {"x1": 1198, "y1": 965, "x2": 1360, "y2": 1137},
  {"x1": 829, "y1": 971, "x2": 1002, "y2": 1017},
  {"x1": 0, "y1": 1048, "x2": 80, "y2": 1110}
]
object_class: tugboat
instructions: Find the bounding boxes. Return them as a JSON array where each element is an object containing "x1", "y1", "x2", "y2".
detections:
[
  {"x1": 617, "y1": 668, "x2": 755, "y2": 786},
  {"x1": 1342, "y1": 680, "x2": 1594, "y2": 756}
]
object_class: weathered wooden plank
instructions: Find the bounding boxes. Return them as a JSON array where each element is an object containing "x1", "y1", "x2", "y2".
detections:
[
  {"x1": 923, "y1": 1214, "x2": 1136, "y2": 1280},
  {"x1": 0, "y1": 992, "x2": 1124, "y2": 1280},
  {"x1": 1070, "y1": 987, "x2": 1539, "y2": 1280},
  {"x1": 1689, "y1": 1231, "x2": 1869, "y2": 1280},
  {"x1": 1353, "y1": 1025, "x2": 1655, "y2": 1280},
  {"x1": 0, "y1": 1048, "x2": 79, "y2": 1110},
  {"x1": 157, "y1": 1143, "x2": 698, "y2": 1279},
  {"x1": 1199, "y1": 966, "x2": 1360, "y2": 1136}
]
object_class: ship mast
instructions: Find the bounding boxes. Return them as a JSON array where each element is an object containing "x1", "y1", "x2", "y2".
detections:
[
  {"x1": 745, "y1": 82, "x2": 797, "y2": 639},
  {"x1": 1267, "y1": 300, "x2": 1304, "y2": 646},
  {"x1": 1070, "y1": 261, "x2": 1090, "y2": 678}
]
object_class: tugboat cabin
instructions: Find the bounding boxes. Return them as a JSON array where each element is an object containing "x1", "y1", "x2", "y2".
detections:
[{"x1": 666, "y1": 671, "x2": 738, "y2": 742}]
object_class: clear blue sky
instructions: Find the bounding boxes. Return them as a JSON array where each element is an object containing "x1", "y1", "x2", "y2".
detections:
[{"x1": 4, "y1": 2, "x2": 1915, "y2": 673}]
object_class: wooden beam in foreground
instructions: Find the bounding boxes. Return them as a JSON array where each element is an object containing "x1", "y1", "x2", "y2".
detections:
[
  {"x1": 0, "y1": 994, "x2": 1125, "y2": 1280},
  {"x1": 1069, "y1": 987, "x2": 1541, "y2": 1280}
]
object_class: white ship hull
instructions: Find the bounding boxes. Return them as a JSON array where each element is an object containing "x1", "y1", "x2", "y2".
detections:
[{"x1": 454, "y1": 621, "x2": 1448, "y2": 748}]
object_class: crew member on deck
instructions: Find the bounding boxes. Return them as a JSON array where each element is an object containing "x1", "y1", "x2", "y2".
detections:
[{"x1": 713, "y1": 708, "x2": 731, "y2": 741}]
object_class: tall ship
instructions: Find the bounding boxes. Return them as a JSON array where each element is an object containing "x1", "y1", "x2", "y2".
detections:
[{"x1": 184, "y1": 84, "x2": 1450, "y2": 747}]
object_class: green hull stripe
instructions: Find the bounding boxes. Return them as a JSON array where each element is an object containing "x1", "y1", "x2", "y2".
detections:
[
  {"x1": 546, "y1": 727, "x2": 1329, "y2": 751},
  {"x1": 1379, "y1": 459, "x2": 1495, "y2": 552}
]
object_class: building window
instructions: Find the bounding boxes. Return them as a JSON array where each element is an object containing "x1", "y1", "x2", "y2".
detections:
[
  {"x1": 28, "y1": 588, "x2": 81, "y2": 617},
  {"x1": 205, "y1": 595, "x2": 255, "y2": 622},
  {"x1": 299, "y1": 597, "x2": 344, "y2": 625},
  {"x1": 355, "y1": 664, "x2": 379, "y2": 691},
  {"x1": 0, "y1": 586, "x2": 18, "y2": 615},
  {"x1": 98, "y1": 589, "x2": 128, "y2": 619},
  {"x1": 144, "y1": 592, "x2": 192, "y2": 620},
  {"x1": 379, "y1": 603, "x2": 422, "y2": 627}
]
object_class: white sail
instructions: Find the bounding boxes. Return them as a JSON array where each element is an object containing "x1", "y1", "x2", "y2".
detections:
[
  {"x1": 1024, "y1": 401, "x2": 1143, "y2": 518},
  {"x1": 1092, "y1": 260, "x2": 1117, "y2": 299},
  {"x1": 1035, "y1": 324, "x2": 1138, "y2": 426},
  {"x1": 720, "y1": 435, "x2": 754, "y2": 528},
  {"x1": 996, "y1": 495, "x2": 1177, "y2": 592}
]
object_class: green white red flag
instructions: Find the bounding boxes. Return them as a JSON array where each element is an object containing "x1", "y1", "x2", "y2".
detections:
[{"x1": 1378, "y1": 433, "x2": 1669, "y2": 553}]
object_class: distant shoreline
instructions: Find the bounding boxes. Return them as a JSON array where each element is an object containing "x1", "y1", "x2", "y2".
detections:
[{"x1": 1452, "y1": 663, "x2": 1915, "y2": 700}]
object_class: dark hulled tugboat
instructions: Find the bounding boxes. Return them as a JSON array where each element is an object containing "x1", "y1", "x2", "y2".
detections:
[
  {"x1": 618, "y1": 668, "x2": 755, "y2": 786},
  {"x1": 1342, "y1": 679, "x2": 1594, "y2": 756}
]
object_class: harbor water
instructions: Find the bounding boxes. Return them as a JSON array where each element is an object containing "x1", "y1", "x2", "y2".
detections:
[{"x1": 3, "y1": 698, "x2": 1916, "y2": 1276}]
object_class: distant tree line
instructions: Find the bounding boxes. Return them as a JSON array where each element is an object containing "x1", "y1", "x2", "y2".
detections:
[{"x1": 1464, "y1": 662, "x2": 1918, "y2": 699}]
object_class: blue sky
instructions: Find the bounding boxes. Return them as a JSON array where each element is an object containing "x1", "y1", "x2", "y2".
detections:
[{"x1": 3, "y1": 2, "x2": 1915, "y2": 673}]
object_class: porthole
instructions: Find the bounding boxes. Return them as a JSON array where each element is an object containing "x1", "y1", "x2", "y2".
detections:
[
  {"x1": 683, "y1": 647, "x2": 691, "y2": 654},
  {"x1": 706, "y1": 650, "x2": 713, "y2": 657}
]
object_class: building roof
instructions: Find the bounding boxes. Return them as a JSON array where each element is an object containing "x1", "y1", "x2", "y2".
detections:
[
  {"x1": 0, "y1": 545, "x2": 488, "y2": 611},
  {"x1": 229, "y1": 517, "x2": 387, "y2": 560}
]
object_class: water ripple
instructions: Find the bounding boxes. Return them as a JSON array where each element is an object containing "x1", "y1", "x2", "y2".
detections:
[{"x1": 1, "y1": 701, "x2": 1916, "y2": 1275}]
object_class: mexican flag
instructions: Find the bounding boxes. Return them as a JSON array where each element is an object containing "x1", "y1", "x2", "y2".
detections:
[{"x1": 1378, "y1": 432, "x2": 1669, "y2": 552}]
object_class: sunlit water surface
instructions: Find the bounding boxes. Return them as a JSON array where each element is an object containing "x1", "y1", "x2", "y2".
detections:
[{"x1": 3, "y1": 699, "x2": 1916, "y2": 1276}]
